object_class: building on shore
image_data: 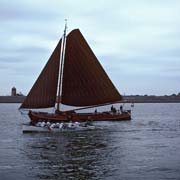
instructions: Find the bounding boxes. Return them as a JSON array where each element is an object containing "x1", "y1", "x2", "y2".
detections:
[{"x1": 11, "y1": 87, "x2": 16, "y2": 96}]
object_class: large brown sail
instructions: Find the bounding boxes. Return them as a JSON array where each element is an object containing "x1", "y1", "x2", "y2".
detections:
[
  {"x1": 20, "y1": 41, "x2": 61, "y2": 109},
  {"x1": 61, "y1": 29, "x2": 122, "y2": 106}
]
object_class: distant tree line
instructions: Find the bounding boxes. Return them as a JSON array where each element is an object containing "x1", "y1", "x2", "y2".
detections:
[
  {"x1": 171, "y1": 93, "x2": 180, "y2": 96},
  {"x1": 126, "y1": 93, "x2": 180, "y2": 97}
]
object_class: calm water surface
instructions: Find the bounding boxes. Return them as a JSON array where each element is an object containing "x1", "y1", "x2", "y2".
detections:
[{"x1": 0, "y1": 103, "x2": 180, "y2": 180}]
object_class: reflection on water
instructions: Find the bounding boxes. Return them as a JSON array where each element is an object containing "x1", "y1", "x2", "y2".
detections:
[
  {"x1": 0, "y1": 103, "x2": 180, "y2": 180},
  {"x1": 23, "y1": 130, "x2": 111, "y2": 180}
]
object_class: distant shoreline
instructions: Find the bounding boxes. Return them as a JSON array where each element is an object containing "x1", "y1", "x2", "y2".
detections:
[
  {"x1": 0, "y1": 96, "x2": 26, "y2": 103},
  {"x1": 0, "y1": 95, "x2": 180, "y2": 103},
  {"x1": 123, "y1": 95, "x2": 180, "y2": 103}
]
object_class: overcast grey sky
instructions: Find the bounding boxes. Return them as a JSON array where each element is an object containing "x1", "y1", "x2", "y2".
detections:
[{"x1": 0, "y1": 0, "x2": 180, "y2": 95}]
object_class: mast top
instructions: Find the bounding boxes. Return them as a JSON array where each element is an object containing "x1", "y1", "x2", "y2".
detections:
[{"x1": 64, "y1": 19, "x2": 67, "y2": 34}]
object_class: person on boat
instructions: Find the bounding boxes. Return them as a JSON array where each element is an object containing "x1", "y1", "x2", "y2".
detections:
[
  {"x1": 111, "y1": 105, "x2": 117, "y2": 114},
  {"x1": 94, "y1": 109, "x2": 97, "y2": 113},
  {"x1": 120, "y1": 105, "x2": 123, "y2": 113},
  {"x1": 113, "y1": 107, "x2": 117, "y2": 114},
  {"x1": 111, "y1": 105, "x2": 114, "y2": 112}
]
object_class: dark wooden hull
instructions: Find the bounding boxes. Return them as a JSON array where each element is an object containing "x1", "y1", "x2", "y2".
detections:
[{"x1": 29, "y1": 110, "x2": 131, "y2": 124}]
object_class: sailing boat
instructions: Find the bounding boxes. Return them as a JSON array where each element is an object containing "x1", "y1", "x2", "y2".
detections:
[{"x1": 19, "y1": 23, "x2": 131, "y2": 125}]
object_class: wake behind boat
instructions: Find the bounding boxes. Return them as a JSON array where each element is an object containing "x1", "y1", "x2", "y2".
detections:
[
  {"x1": 19, "y1": 21, "x2": 131, "y2": 126},
  {"x1": 22, "y1": 121, "x2": 96, "y2": 133}
]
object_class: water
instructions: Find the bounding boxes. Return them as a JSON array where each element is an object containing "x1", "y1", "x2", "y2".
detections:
[{"x1": 0, "y1": 103, "x2": 180, "y2": 180}]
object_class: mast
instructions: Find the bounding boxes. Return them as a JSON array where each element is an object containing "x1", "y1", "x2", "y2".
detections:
[{"x1": 56, "y1": 20, "x2": 67, "y2": 112}]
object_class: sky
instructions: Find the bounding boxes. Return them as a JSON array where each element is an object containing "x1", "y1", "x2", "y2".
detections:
[{"x1": 0, "y1": 0, "x2": 180, "y2": 96}]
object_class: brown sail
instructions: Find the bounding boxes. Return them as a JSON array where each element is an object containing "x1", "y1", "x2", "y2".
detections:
[
  {"x1": 61, "y1": 29, "x2": 122, "y2": 106},
  {"x1": 20, "y1": 41, "x2": 61, "y2": 109}
]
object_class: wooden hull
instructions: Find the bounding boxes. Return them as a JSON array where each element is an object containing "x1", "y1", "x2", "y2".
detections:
[{"x1": 28, "y1": 110, "x2": 131, "y2": 124}]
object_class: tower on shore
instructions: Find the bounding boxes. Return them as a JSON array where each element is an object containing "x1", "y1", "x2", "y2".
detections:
[{"x1": 11, "y1": 87, "x2": 16, "y2": 96}]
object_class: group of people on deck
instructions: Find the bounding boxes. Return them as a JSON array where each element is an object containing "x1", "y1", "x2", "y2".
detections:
[
  {"x1": 111, "y1": 105, "x2": 123, "y2": 114},
  {"x1": 94, "y1": 105, "x2": 124, "y2": 114}
]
